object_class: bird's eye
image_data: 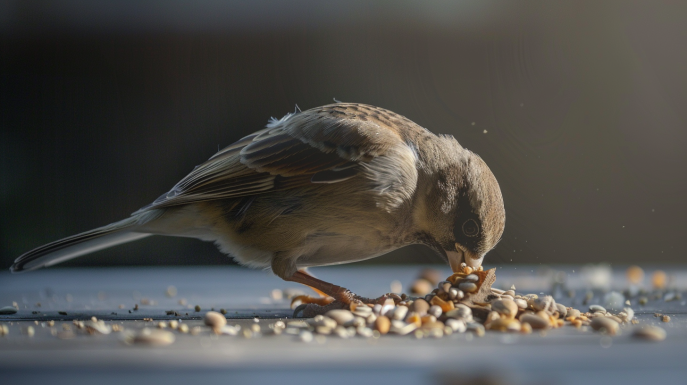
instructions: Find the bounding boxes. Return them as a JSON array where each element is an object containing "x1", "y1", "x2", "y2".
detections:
[{"x1": 462, "y1": 219, "x2": 479, "y2": 237}]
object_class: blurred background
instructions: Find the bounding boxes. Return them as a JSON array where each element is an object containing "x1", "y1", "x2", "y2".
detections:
[{"x1": 1, "y1": 0, "x2": 686, "y2": 269}]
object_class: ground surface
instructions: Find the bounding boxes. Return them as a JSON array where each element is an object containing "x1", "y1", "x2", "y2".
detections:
[{"x1": 1, "y1": 265, "x2": 686, "y2": 385}]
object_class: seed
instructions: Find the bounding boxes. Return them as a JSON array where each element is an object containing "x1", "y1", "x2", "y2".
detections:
[
  {"x1": 568, "y1": 309, "x2": 581, "y2": 319},
  {"x1": 652, "y1": 270, "x2": 667, "y2": 289},
  {"x1": 467, "y1": 323, "x2": 485, "y2": 337},
  {"x1": 520, "y1": 314, "x2": 550, "y2": 330},
  {"x1": 555, "y1": 304, "x2": 567, "y2": 318},
  {"x1": 0, "y1": 306, "x2": 17, "y2": 315},
  {"x1": 445, "y1": 304, "x2": 473, "y2": 321},
  {"x1": 626, "y1": 266, "x2": 644, "y2": 284},
  {"x1": 310, "y1": 315, "x2": 337, "y2": 329},
  {"x1": 449, "y1": 288, "x2": 464, "y2": 301},
  {"x1": 662, "y1": 315, "x2": 671, "y2": 323},
  {"x1": 430, "y1": 296, "x2": 454, "y2": 313},
  {"x1": 389, "y1": 321, "x2": 418, "y2": 335},
  {"x1": 418, "y1": 268, "x2": 443, "y2": 286},
  {"x1": 632, "y1": 326, "x2": 666, "y2": 341},
  {"x1": 131, "y1": 328, "x2": 175, "y2": 346},
  {"x1": 165, "y1": 285, "x2": 177, "y2": 297},
  {"x1": 589, "y1": 305, "x2": 606, "y2": 314},
  {"x1": 0, "y1": 324, "x2": 8, "y2": 336},
  {"x1": 514, "y1": 299, "x2": 528, "y2": 309},
  {"x1": 169, "y1": 320, "x2": 179, "y2": 329},
  {"x1": 491, "y1": 299, "x2": 518, "y2": 319},
  {"x1": 405, "y1": 312, "x2": 421, "y2": 327},
  {"x1": 390, "y1": 306, "x2": 408, "y2": 321},
  {"x1": 204, "y1": 311, "x2": 227, "y2": 333},
  {"x1": 299, "y1": 331, "x2": 313, "y2": 342},
  {"x1": 410, "y1": 279, "x2": 433, "y2": 295},
  {"x1": 374, "y1": 316, "x2": 391, "y2": 334},
  {"x1": 445, "y1": 318, "x2": 467, "y2": 333},
  {"x1": 409, "y1": 299, "x2": 430, "y2": 315},
  {"x1": 437, "y1": 281, "x2": 452, "y2": 294},
  {"x1": 590, "y1": 317, "x2": 619, "y2": 335},
  {"x1": 520, "y1": 322, "x2": 532, "y2": 334},
  {"x1": 325, "y1": 309, "x2": 355, "y2": 326},
  {"x1": 178, "y1": 324, "x2": 189, "y2": 333},
  {"x1": 532, "y1": 296, "x2": 555, "y2": 312},
  {"x1": 194, "y1": 305, "x2": 201, "y2": 312},
  {"x1": 639, "y1": 297, "x2": 648, "y2": 305},
  {"x1": 458, "y1": 282, "x2": 478, "y2": 293},
  {"x1": 428, "y1": 305, "x2": 443, "y2": 318}
]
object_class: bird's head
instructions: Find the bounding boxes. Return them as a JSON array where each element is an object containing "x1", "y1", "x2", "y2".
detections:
[{"x1": 415, "y1": 146, "x2": 505, "y2": 272}]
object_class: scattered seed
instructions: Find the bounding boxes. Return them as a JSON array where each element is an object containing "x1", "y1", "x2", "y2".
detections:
[
  {"x1": 662, "y1": 315, "x2": 671, "y2": 323},
  {"x1": 632, "y1": 326, "x2": 666, "y2": 341},
  {"x1": 590, "y1": 317, "x2": 619, "y2": 335}
]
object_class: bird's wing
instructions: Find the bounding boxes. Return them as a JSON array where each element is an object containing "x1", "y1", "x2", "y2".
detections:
[{"x1": 136, "y1": 103, "x2": 418, "y2": 213}]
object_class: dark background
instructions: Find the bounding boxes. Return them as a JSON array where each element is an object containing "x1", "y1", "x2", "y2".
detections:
[{"x1": 1, "y1": 1, "x2": 686, "y2": 269}]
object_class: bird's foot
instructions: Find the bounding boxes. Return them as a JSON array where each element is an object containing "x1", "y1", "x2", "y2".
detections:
[
  {"x1": 292, "y1": 292, "x2": 402, "y2": 318},
  {"x1": 290, "y1": 295, "x2": 335, "y2": 309}
]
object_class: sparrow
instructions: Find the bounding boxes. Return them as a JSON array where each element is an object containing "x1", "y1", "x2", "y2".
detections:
[{"x1": 11, "y1": 103, "x2": 505, "y2": 310}]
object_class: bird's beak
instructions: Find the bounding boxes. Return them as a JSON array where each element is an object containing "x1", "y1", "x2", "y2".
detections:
[{"x1": 445, "y1": 246, "x2": 483, "y2": 273}]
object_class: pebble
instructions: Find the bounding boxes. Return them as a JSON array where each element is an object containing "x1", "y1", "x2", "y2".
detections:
[
  {"x1": 131, "y1": 328, "x2": 175, "y2": 346},
  {"x1": 326, "y1": 309, "x2": 355, "y2": 326},
  {"x1": 463, "y1": 274, "x2": 479, "y2": 282},
  {"x1": 520, "y1": 314, "x2": 550, "y2": 330},
  {"x1": 590, "y1": 316, "x2": 619, "y2": 335},
  {"x1": 662, "y1": 315, "x2": 671, "y2": 323},
  {"x1": 438, "y1": 281, "x2": 452, "y2": 294},
  {"x1": 409, "y1": 299, "x2": 430, "y2": 315},
  {"x1": 458, "y1": 282, "x2": 478, "y2": 293},
  {"x1": 488, "y1": 318, "x2": 521, "y2": 332},
  {"x1": 491, "y1": 299, "x2": 518, "y2": 319},
  {"x1": 380, "y1": 299, "x2": 395, "y2": 316},
  {"x1": 0, "y1": 306, "x2": 18, "y2": 315},
  {"x1": 589, "y1": 305, "x2": 606, "y2": 313},
  {"x1": 204, "y1": 311, "x2": 227, "y2": 333},
  {"x1": 532, "y1": 296, "x2": 555, "y2": 312},
  {"x1": 373, "y1": 304, "x2": 383, "y2": 315},
  {"x1": 567, "y1": 309, "x2": 581, "y2": 319},
  {"x1": 467, "y1": 323, "x2": 485, "y2": 337},
  {"x1": 632, "y1": 326, "x2": 666, "y2": 341},
  {"x1": 357, "y1": 327, "x2": 374, "y2": 338}
]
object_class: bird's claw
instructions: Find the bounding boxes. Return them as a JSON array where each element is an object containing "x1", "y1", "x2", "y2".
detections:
[{"x1": 290, "y1": 295, "x2": 335, "y2": 309}]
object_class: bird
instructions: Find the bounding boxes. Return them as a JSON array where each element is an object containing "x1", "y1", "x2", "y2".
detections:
[{"x1": 11, "y1": 103, "x2": 505, "y2": 312}]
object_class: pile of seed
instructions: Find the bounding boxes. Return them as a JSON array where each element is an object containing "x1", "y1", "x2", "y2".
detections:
[{"x1": 280, "y1": 263, "x2": 667, "y2": 341}]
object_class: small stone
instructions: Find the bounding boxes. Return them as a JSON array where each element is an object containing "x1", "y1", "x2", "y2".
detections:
[
  {"x1": 437, "y1": 281, "x2": 452, "y2": 295},
  {"x1": 325, "y1": 309, "x2": 355, "y2": 326},
  {"x1": 590, "y1": 316, "x2": 619, "y2": 335},
  {"x1": 532, "y1": 296, "x2": 556, "y2": 313},
  {"x1": 488, "y1": 318, "x2": 521, "y2": 332},
  {"x1": 662, "y1": 315, "x2": 671, "y2": 323},
  {"x1": 374, "y1": 316, "x2": 391, "y2": 334},
  {"x1": 389, "y1": 321, "x2": 418, "y2": 336},
  {"x1": 131, "y1": 328, "x2": 175, "y2": 346},
  {"x1": 567, "y1": 309, "x2": 581, "y2": 319},
  {"x1": 463, "y1": 274, "x2": 479, "y2": 282},
  {"x1": 520, "y1": 314, "x2": 550, "y2": 330},
  {"x1": 0, "y1": 306, "x2": 17, "y2": 315},
  {"x1": 632, "y1": 325, "x2": 666, "y2": 341},
  {"x1": 310, "y1": 315, "x2": 337, "y2": 329},
  {"x1": 491, "y1": 299, "x2": 518, "y2": 319},
  {"x1": 204, "y1": 311, "x2": 227, "y2": 333},
  {"x1": 409, "y1": 299, "x2": 430, "y2": 315},
  {"x1": 458, "y1": 282, "x2": 478, "y2": 293}
]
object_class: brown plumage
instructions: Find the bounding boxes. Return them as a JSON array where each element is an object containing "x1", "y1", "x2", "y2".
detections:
[{"x1": 12, "y1": 103, "x2": 505, "y2": 309}]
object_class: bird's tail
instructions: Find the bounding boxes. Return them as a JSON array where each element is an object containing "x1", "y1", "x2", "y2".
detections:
[{"x1": 11, "y1": 210, "x2": 163, "y2": 273}]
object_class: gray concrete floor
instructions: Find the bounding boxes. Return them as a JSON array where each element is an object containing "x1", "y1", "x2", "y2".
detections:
[{"x1": 1, "y1": 265, "x2": 686, "y2": 385}]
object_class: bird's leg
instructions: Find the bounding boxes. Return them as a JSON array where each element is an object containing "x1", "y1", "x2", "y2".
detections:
[
  {"x1": 289, "y1": 269, "x2": 336, "y2": 307},
  {"x1": 285, "y1": 270, "x2": 401, "y2": 317}
]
